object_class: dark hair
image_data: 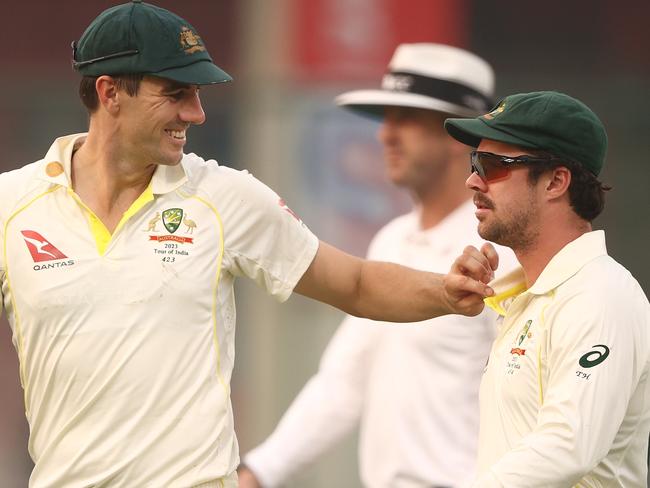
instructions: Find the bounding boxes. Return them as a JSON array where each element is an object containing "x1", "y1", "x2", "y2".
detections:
[
  {"x1": 79, "y1": 74, "x2": 144, "y2": 112},
  {"x1": 527, "y1": 153, "x2": 611, "y2": 221}
]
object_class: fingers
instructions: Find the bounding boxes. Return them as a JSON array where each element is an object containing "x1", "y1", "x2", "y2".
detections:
[
  {"x1": 449, "y1": 273, "x2": 494, "y2": 298},
  {"x1": 442, "y1": 274, "x2": 490, "y2": 316},
  {"x1": 480, "y1": 242, "x2": 499, "y2": 274},
  {"x1": 443, "y1": 244, "x2": 501, "y2": 316},
  {"x1": 451, "y1": 245, "x2": 496, "y2": 284}
]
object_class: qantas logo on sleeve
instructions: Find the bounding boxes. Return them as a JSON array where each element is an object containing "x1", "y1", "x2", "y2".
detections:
[{"x1": 21, "y1": 230, "x2": 75, "y2": 270}]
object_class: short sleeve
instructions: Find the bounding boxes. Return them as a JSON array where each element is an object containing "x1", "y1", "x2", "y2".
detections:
[{"x1": 216, "y1": 169, "x2": 319, "y2": 301}]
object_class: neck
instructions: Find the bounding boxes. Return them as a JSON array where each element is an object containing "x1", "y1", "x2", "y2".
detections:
[
  {"x1": 515, "y1": 214, "x2": 592, "y2": 287},
  {"x1": 71, "y1": 128, "x2": 156, "y2": 232}
]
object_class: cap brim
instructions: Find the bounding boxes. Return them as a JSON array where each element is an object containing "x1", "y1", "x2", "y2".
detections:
[
  {"x1": 151, "y1": 59, "x2": 232, "y2": 85},
  {"x1": 444, "y1": 117, "x2": 539, "y2": 149},
  {"x1": 335, "y1": 89, "x2": 481, "y2": 119}
]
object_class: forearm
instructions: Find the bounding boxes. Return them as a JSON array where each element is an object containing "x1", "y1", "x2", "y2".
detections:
[
  {"x1": 295, "y1": 241, "x2": 493, "y2": 321},
  {"x1": 352, "y1": 260, "x2": 448, "y2": 321},
  {"x1": 472, "y1": 432, "x2": 591, "y2": 488}
]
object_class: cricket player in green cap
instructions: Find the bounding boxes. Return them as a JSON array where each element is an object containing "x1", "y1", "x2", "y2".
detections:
[
  {"x1": 0, "y1": 2, "x2": 499, "y2": 486},
  {"x1": 445, "y1": 91, "x2": 650, "y2": 487}
]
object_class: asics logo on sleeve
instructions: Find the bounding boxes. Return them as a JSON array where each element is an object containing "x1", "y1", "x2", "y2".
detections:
[
  {"x1": 21, "y1": 230, "x2": 68, "y2": 262},
  {"x1": 579, "y1": 344, "x2": 610, "y2": 368}
]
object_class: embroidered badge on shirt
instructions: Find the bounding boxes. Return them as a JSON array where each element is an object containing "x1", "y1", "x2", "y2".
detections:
[
  {"x1": 146, "y1": 209, "x2": 196, "y2": 264},
  {"x1": 162, "y1": 208, "x2": 183, "y2": 234},
  {"x1": 506, "y1": 319, "x2": 534, "y2": 374}
]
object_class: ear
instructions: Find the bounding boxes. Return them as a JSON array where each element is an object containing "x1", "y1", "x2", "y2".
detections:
[
  {"x1": 544, "y1": 166, "x2": 571, "y2": 201},
  {"x1": 95, "y1": 75, "x2": 121, "y2": 114}
]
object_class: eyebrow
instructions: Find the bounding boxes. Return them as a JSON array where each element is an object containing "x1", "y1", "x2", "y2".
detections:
[{"x1": 160, "y1": 81, "x2": 194, "y2": 92}]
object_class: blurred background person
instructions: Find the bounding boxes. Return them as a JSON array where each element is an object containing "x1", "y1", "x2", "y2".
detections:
[{"x1": 238, "y1": 43, "x2": 519, "y2": 488}]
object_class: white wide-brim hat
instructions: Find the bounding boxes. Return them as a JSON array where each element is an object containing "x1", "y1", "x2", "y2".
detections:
[{"x1": 336, "y1": 43, "x2": 495, "y2": 118}]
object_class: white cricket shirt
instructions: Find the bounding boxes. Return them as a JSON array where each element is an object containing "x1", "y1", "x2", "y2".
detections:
[
  {"x1": 0, "y1": 134, "x2": 319, "y2": 487},
  {"x1": 473, "y1": 231, "x2": 650, "y2": 487},
  {"x1": 245, "y1": 201, "x2": 519, "y2": 488}
]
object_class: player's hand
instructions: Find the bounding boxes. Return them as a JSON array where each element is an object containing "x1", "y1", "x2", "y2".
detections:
[
  {"x1": 443, "y1": 243, "x2": 498, "y2": 316},
  {"x1": 237, "y1": 465, "x2": 263, "y2": 488}
]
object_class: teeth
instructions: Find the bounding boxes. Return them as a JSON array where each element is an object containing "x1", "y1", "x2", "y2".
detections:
[{"x1": 167, "y1": 129, "x2": 186, "y2": 139}]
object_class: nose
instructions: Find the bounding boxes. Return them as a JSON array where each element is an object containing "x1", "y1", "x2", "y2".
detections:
[
  {"x1": 181, "y1": 90, "x2": 206, "y2": 125},
  {"x1": 466, "y1": 171, "x2": 487, "y2": 192},
  {"x1": 377, "y1": 117, "x2": 396, "y2": 146}
]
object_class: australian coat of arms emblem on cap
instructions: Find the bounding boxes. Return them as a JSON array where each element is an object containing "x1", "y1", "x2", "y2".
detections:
[
  {"x1": 180, "y1": 26, "x2": 205, "y2": 54},
  {"x1": 483, "y1": 101, "x2": 506, "y2": 120}
]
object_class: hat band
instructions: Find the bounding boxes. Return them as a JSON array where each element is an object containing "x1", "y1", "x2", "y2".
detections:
[
  {"x1": 71, "y1": 40, "x2": 139, "y2": 70},
  {"x1": 382, "y1": 72, "x2": 493, "y2": 113}
]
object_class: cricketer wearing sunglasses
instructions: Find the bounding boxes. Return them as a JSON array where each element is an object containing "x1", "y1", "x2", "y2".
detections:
[{"x1": 444, "y1": 91, "x2": 650, "y2": 487}]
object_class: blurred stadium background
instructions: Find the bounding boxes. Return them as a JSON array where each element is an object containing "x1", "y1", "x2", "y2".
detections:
[{"x1": 1, "y1": 1, "x2": 648, "y2": 486}]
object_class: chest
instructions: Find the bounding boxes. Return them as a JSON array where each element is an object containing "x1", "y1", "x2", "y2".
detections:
[
  {"x1": 3, "y1": 193, "x2": 225, "y2": 315},
  {"x1": 484, "y1": 295, "x2": 552, "y2": 407}
]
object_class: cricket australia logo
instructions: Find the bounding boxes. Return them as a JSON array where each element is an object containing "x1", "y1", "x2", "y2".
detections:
[
  {"x1": 163, "y1": 208, "x2": 183, "y2": 234},
  {"x1": 510, "y1": 319, "x2": 533, "y2": 356},
  {"x1": 146, "y1": 208, "x2": 196, "y2": 245}
]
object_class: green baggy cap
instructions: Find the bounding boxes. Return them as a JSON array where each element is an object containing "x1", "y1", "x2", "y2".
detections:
[
  {"x1": 72, "y1": 0, "x2": 232, "y2": 85},
  {"x1": 444, "y1": 91, "x2": 607, "y2": 175}
]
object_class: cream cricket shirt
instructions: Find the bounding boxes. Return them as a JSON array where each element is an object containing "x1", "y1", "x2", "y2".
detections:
[
  {"x1": 0, "y1": 134, "x2": 319, "y2": 488},
  {"x1": 472, "y1": 231, "x2": 650, "y2": 488}
]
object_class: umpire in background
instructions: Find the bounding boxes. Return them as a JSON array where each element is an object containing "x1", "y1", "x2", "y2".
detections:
[{"x1": 240, "y1": 44, "x2": 518, "y2": 488}]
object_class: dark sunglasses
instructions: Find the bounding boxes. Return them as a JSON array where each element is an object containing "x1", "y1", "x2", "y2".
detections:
[{"x1": 470, "y1": 151, "x2": 561, "y2": 182}]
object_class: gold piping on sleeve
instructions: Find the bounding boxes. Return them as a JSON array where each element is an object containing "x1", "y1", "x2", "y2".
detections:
[
  {"x1": 3, "y1": 186, "x2": 62, "y2": 412},
  {"x1": 177, "y1": 191, "x2": 228, "y2": 395},
  {"x1": 537, "y1": 290, "x2": 555, "y2": 406}
]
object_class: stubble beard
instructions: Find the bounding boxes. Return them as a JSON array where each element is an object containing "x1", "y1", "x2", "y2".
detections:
[{"x1": 478, "y1": 198, "x2": 540, "y2": 252}]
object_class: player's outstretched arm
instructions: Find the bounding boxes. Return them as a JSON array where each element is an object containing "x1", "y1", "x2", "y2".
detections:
[{"x1": 294, "y1": 241, "x2": 496, "y2": 321}]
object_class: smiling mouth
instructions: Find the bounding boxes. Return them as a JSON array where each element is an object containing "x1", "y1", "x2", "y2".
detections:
[{"x1": 165, "y1": 129, "x2": 186, "y2": 140}]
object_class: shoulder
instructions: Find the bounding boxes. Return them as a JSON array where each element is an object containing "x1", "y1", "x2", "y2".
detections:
[
  {"x1": 181, "y1": 153, "x2": 275, "y2": 200},
  {"x1": 562, "y1": 255, "x2": 646, "y2": 304},
  {"x1": 180, "y1": 153, "x2": 310, "y2": 236},
  {"x1": 551, "y1": 255, "x2": 649, "y2": 336},
  {"x1": 0, "y1": 160, "x2": 52, "y2": 221}
]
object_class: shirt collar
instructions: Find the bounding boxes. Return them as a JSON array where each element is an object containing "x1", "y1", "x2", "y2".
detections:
[
  {"x1": 528, "y1": 230, "x2": 607, "y2": 295},
  {"x1": 485, "y1": 230, "x2": 608, "y2": 314},
  {"x1": 38, "y1": 133, "x2": 188, "y2": 194}
]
